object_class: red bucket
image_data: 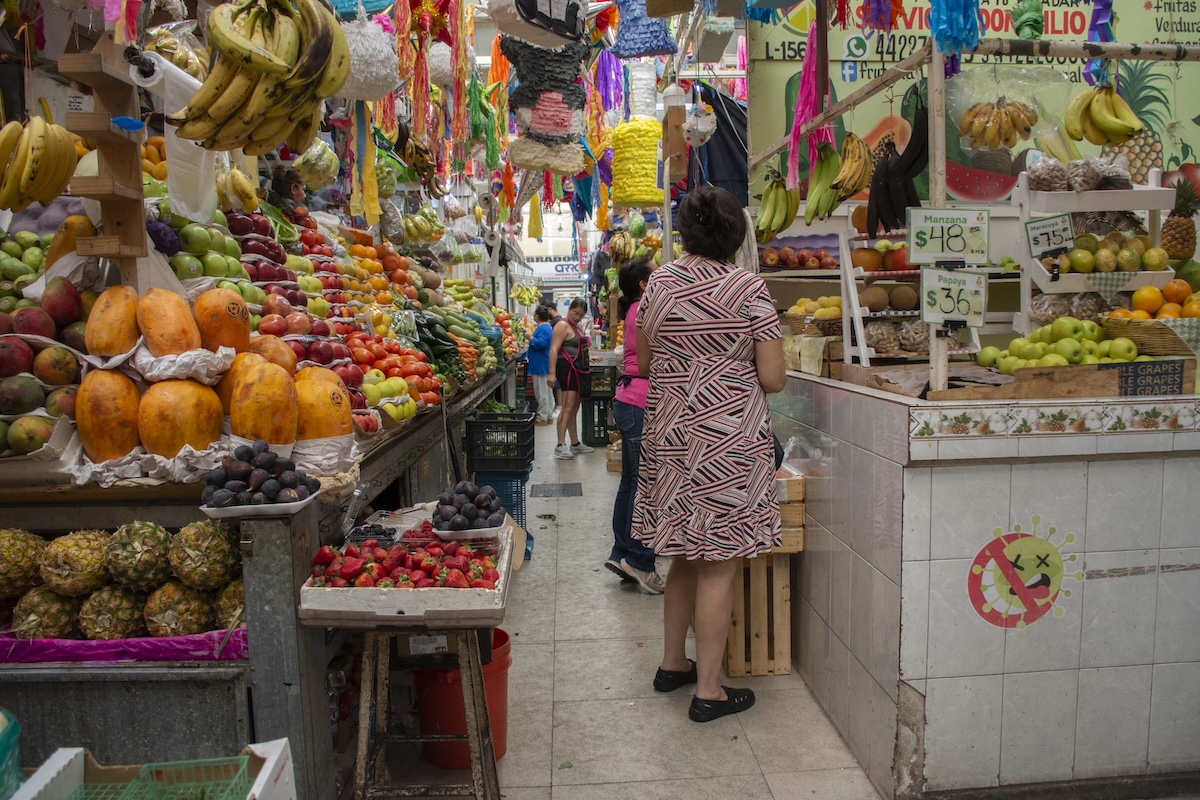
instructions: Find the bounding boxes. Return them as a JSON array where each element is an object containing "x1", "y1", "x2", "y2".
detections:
[{"x1": 413, "y1": 629, "x2": 511, "y2": 769}]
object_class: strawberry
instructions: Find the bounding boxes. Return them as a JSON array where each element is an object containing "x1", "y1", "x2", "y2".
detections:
[
  {"x1": 340, "y1": 557, "x2": 366, "y2": 580},
  {"x1": 354, "y1": 573, "x2": 376, "y2": 587},
  {"x1": 482, "y1": 568, "x2": 500, "y2": 582},
  {"x1": 409, "y1": 569, "x2": 426, "y2": 583},
  {"x1": 381, "y1": 553, "x2": 404, "y2": 573},
  {"x1": 312, "y1": 546, "x2": 338, "y2": 565},
  {"x1": 419, "y1": 556, "x2": 439, "y2": 575},
  {"x1": 441, "y1": 568, "x2": 470, "y2": 589},
  {"x1": 387, "y1": 544, "x2": 407, "y2": 558},
  {"x1": 442, "y1": 540, "x2": 460, "y2": 556},
  {"x1": 426, "y1": 545, "x2": 444, "y2": 559},
  {"x1": 469, "y1": 579, "x2": 496, "y2": 590},
  {"x1": 324, "y1": 561, "x2": 343, "y2": 578},
  {"x1": 343, "y1": 544, "x2": 361, "y2": 559},
  {"x1": 312, "y1": 563, "x2": 328, "y2": 578},
  {"x1": 329, "y1": 577, "x2": 349, "y2": 587},
  {"x1": 311, "y1": 577, "x2": 325, "y2": 587},
  {"x1": 441, "y1": 555, "x2": 469, "y2": 573},
  {"x1": 376, "y1": 578, "x2": 396, "y2": 588},
  {"x1": 362, "y1": 539, "x2": 380, "y2": 550},
  {"x1": 363, "y1": 563, "x2": 386, "y2": 581},
  {"x1": 372, "y1": 548, "x2": 389, "y2": 562},
  {"x1": 415, "y1": 578, "x2": 437, "y2": 588},
  {"x1": 394, "y1": 574, "x2": 414, "y2": 588},
  {"x1": 457, "y1": 545, "x2": 476, "y2": 559}
]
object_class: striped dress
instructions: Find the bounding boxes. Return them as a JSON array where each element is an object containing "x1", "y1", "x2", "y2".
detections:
[{"x1": 631, "y1": 254, "x2": 783, "y2": 561}]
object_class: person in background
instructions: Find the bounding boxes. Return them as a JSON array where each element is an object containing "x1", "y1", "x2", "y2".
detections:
[
  {"x1": 527, "y1": 307, "x2": 555, "y2": 425},
  {"x1": 547, "y1": 298, "x2": 593, "y2": 459},
  {"x1": 633, "y1": 185, "x2": 785, "y2": 723},
  {"x1": 544, "y1": 304, "x2": 563, "y2": 414},
  {"x1": 606, "y1": 257, "x2": 664, "y2": 594},
  {"x1": 268, "y1": 168, "x2": 306, "y2": 215}
]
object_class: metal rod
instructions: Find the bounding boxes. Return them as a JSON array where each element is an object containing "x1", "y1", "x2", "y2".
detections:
[{"x1": 814, "y1": 0, "x2": 829, "y2": 115}]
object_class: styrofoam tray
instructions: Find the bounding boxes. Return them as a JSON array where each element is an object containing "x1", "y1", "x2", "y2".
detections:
[{"x1": 202, "y1": 491, "x2": 316, "y2": 519}]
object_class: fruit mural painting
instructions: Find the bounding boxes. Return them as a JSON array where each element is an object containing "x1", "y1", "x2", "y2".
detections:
[{"x1": 967, "y1": 516, "x2": 1083, "y2": 630}]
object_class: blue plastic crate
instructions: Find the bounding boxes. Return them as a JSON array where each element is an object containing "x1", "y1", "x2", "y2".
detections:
[
  {"x1": 473, "y1": 468, "x2": 531, "y2": 532},
  {"x1": 0, "y1": 709, "x2": 19, "y2": 800}
]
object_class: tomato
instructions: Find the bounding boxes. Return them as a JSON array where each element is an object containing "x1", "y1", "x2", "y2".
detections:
[
  {"x1": 398, "y1": 362, "x2": 422, "y2": 378},
  {"x1": 368, "y1": 343, "x2": 388, "y2": 360},
  {"x1": 429, "y1": 377, "x2": 441, "y2": 390},
  {"x1": 382, "y1": 340, "x2": 402, "y2": 354},
  {"x1": 386, "y1": 367, "x2": 406, "y2": 379},
  {"x1": 420, "y1": 392, "x2": 441, "y2": 405}
]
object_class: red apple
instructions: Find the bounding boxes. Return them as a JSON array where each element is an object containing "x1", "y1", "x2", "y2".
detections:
[
  {"x1": 288, "y1": 340, "x2": 307, "y2": 360},
  {"x1": 262, "y1": 294, "x2": 292, "y2": 317},
  {"x1": 307, "y1": 339, "x2": 334, "y2": 363},
  {"x1": 243, "y1": 262, "x2": 260, "y2": 281},
  {"x1": 890, "y1": 245, "x2": 911, "y2": 271},
  {"x1": 334, "y1": 363, "x2": 364, "y2": 388},
  {"x1": 0, "y1": 312, "x2": 12, "y2": 335},
  {"x1": 286, "y1": 312, "x2": 312, "y2": 335},
  {"x1": 814, "y1": 249, "x2": 830, "y2": 260},
  {"x1": 251, "y1": 215, "x2": 272, "y2": 237},
  {"x1": 796, "y1": 249, "x2": 814, "y2": 264},
  {"x1": 257, "y1": 314, "x2": 288, "y2": 337},
  {"x1": 819, "y1": 256, "x2": 839, "y2": 269},
  {"x1": 802, "y1": 257, "x2": 821, "y2": 270},
  {"x1": 348, "y1": 389, "x2": 367, "y2": 410}
]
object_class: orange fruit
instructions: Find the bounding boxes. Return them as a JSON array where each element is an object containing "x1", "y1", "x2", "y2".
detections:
[
  {"x1": 1184, "y1": 302, "x2": 1200, "y2": 318},
  {"x1": 1158, "y1": 302, "x2": 1183, "y2": 317},
  {"x1": 1163, "y1": 279, "x2": 1192, "y2": 305},
  {"x1": 1131, "y1": 285, "x2": 1165, "y2": 314},
  {"x1": 1130, "y1": 309, "x2": 1152, "y2": 320},
  {"x1": 1109, "y1": 308, "x2": 1132, "y2": 319},
  {"x1": 1158, "y1": 309, "x2": 1182, "y2": 319}
]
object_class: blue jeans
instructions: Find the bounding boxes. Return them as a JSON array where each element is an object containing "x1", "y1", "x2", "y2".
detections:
[{"x1": 611, "y1": 400, "x2": 657, "y2": 573}]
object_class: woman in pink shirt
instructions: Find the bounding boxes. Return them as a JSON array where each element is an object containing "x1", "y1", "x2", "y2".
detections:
[{"x1": 605, "y1": 257, "x2": 665, "y2": 594}]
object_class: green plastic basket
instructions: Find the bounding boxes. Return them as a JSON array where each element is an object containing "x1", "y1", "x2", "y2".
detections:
[
  {"x1": 582, "y1": 398, "x2": 614, "y2": 447},
  {"x1": 125, "y1": 757, "x2": 250, "y2": 800},
  {"x1": 66, "y1": 781, "x2": 134, "y2": 800}
]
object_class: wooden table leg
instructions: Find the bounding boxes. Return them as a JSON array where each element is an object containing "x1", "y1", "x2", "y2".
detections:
[
  {"x1": 456, "y1": 631, "x2": 500, "y2": 800},
  {"x1": 373, "y1": 633, "x2": 391, "y2": 786},
  {"x1": 354, "y1": 633, "x2": 378, "y2": 800}
]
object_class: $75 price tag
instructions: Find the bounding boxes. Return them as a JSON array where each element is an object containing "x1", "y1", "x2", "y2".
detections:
[
  {"x1": 921, "y1": 267, "x2": 987, "y2": 328},
  {"x1": 1025, "y1": 214, "x2": 1074, "y2": 259}
]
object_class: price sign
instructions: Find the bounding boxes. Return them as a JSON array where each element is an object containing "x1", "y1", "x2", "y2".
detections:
[
  {"x1": 921, "y1": 266, "x2": 988, "y2": 328},
  {"x1": 1025, "y1": 214, "x2": 1075, "y2": 259},
  {"x1": 907, "y1": 208, "x2": 990, "y2": 266}
]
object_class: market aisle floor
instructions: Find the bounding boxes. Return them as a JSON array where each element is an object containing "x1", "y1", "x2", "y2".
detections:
[{"x1": 493, "y1": 422, "x2": 881, "y2": 800}]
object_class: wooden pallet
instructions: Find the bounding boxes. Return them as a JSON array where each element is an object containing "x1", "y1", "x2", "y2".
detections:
[{"x1": 725, "y1": 553, "x2": 793, "y2": 678}]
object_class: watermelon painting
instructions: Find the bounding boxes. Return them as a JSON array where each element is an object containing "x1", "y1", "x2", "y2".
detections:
[{"x1": 945, "y1": 162, "x2": 1019, "y2": 203}]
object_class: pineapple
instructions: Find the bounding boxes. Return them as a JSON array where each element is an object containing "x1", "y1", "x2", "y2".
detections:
[
  {"x1": 40, "y1": 530, "x2": 111, "y2": 597},
  {"x1": 1101, "y1": 61, "x2": 1169, "y2": 184},
  {"x1": 144, "y1": 580, "x2": 214, "y2": 637},
  {"x1": 1163, "y1": 180, "x2": 1199, "y2": 261},
  {"x1": 80, "y1": 586, "x2": 146, "y2": 640},
  {"x1": 0, "y1": 529, "x2": 47, "y2": 598},
  {"x1": 214, "y1": 580, "x2": 245, "y2": 629},
  {"x1": 12, "y1": 586, "x2": 81, "y2": 639},
  {"x1": 105, "y1": 522, "x2": 173, "y2": 592},
  {"x1": 169, "y1": 521, "x2": 239, "y2": 591}
]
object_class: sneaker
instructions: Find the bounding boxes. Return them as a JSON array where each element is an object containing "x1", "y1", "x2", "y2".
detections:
[
  {"x1": 604, "y1": 559, "x2": 635, "y2": 583},
  {"x1": 570, "y1": 442, "x2": 595, "y2": 454},
  {"x1": 620, "y1": 559, "x2": 665, "y2": 594},
  {"x1": 553, "y1": 444, "x2": 575, "y2": 459}
]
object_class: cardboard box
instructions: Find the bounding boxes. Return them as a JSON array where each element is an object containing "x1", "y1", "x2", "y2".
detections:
[
  {"x1": 930, "y1": 359, "x2": 1197, "y2": 401},
  {"x1": 606, "y1": 443, "x2": 622, "y2": 473}
]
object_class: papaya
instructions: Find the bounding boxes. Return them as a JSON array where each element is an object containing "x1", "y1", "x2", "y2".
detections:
[
  {"x1": 137, "y1": 379, "x2": 222, "y2": 458},
  {"x1": 44, "y1": 215, "x2": 95, "y2": 268},
  {"x1": 247, "y1": 334, "x2": 297, "y2": 373},
  {"x1": 295, "y1": 378, "x2": 352, "y2": 440},
  {"x1": 76, "y1": 369, "x2": 141, "y2": 462},
  {"x1": 85, "y1": 285, "x2": 140, "y2": 356},
  {"x1": 230, "y1": 361, "x2": 298, "y2": 445},
  {"x1": 137, "y1": 288, "x2": 202, "y2": 357},
  {"x1": 216, "y1": 352, "x2": 266, "y2": 415},
  {"x1": 293, "y1": 366, "x2": 347, "y2": 393},
  {"x1": 192, "y1": 288, "x2": 250, "y2": 353}
]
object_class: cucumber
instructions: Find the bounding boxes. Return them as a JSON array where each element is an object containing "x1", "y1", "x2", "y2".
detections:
[{"x1": 448, "y1": 324, "x2": 478, "y2": 341}]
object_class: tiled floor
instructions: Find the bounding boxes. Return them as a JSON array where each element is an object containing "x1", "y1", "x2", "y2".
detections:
[{"x1": 494, "y1": 424, "x2": 882, "y2": 800}]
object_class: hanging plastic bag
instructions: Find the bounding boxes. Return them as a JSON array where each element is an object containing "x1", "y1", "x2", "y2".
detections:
[
  {"x1": 145, "y1": 21, "x2": 211, "y2": 82},
  {"x1": 294, "y1": 139, "x2": 340, "y2": 190}
]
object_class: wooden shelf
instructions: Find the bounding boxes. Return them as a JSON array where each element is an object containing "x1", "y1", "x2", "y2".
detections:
[
  {"x1": 65, "y1": 112, "x2": 141, "y2": 146},
  {"x1": 69, "y1": 175, "x2": 141, "y2": 201},
  {"x1": 57, "y1": 53, "x2": 133, "y2": 95},
  {"x1": 76, "y1": 236, "x2": 147, "y2": 259}
]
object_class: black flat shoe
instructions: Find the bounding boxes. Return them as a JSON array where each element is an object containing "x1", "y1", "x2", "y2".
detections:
[
  {"x1": 653, "y1": 660, "x2": 697, "y2": 692},
  {"x1": 689, "y1": 687, "x2": 755, "y2": 722}
]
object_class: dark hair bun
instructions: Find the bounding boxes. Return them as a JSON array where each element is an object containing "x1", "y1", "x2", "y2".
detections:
[{"x1": 677, "y1": 186, "x2": 747, "y2": 262}]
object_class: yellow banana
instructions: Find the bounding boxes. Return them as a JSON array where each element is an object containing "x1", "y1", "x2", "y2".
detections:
[
  {"x1": 0, "y1": 126, "x2": 29, "y2": 209},
  {"x1": 1079, "y1": 105, "x2": 1109, "y2": 146},
  {"x1": 1063, "y1": 87, "x2": 1095, "y2": 142},
  {"x1": 18, "y1": 116, "x2": 50, "y2": 197},
  {"x1": 957, "y1": 102, "x2": 991, "y2": 137},
  {"x1": 0, "y1": 121, "x2": 24, "y2": 180},
  {"x1": 984, "y1": 108, "x2": 1002, "y2": 149},
  {"x1": 1108, "y1": 87, "x2": 1144, "y2": 133},
  {"x1": 206, "y1": 2, "x2": 290, "y2": 75},
  {"x1": 1089, "y1": 86, "x2": 1139, "y2": 140}
]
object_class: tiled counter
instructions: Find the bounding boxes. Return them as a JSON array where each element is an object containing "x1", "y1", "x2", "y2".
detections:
[{"x1": 771, "y1": 371, "x2": 1200, "y2": 800}]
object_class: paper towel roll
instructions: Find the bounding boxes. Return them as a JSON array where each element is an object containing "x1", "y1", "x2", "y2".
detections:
[{"x1": 129, "y1": 52, "x2": 219, "y2": 224}]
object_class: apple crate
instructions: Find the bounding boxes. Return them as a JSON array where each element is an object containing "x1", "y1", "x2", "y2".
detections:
[{"x1": 724, "y1": 554, "x2": 793, "y2": 678}]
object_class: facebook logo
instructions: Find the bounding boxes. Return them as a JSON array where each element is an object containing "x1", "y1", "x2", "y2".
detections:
[{"x1": 841, "y1": 61, "x2": 858, "y2": 82}]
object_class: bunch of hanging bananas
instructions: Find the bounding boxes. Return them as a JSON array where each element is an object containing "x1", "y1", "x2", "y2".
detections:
[
  {"x1": 957, "y1": 98, "x2": 1038, "y2": 150},
  {"x1": 509, "y1": 283, "x2": 541, "y2": 306},
  {"x1": 828, "y1": 134, "x2": 872, "y2": 203},
  {"x1": 401, "y1": 136, "x2": 448, "y2": 198},
  {"x1": 802, "y1": 143, "x2": 842, "y2": 226},
  {"x1": 1063, "y1": 84, "x2": 1143, "y2": 146},
  {"x1": 216, "y1": 165, "x2": 260, "y2": 212},
  {"x1": 608, "y1": 230, "x2": 636, "y2": 266},
  {"x1": 0, "y1": 117, "x2": 78, "y2": 212},
  {"x1": 756, "y1": 170, "x2": 801, "y2": 243},
  {"x1": 167, "y1": 0, "x2": 349, "y2": 155}
]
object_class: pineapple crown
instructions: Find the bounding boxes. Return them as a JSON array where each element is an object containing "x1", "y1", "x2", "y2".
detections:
[{"x1": 1172, "y1": 180, "x2": 1199, "y2": 219}]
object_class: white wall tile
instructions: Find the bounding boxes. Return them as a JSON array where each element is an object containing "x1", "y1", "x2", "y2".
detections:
[
  {"x1": 873, "y1": 457, "x2": 903, "y2": 585},
  {"x1": 1017, "y1": 435, "x2": 1098, "y2": 457},
  {"x1": 1004, "y1": 570, "x2": 1082, "y2": 673},
  {"x1": 830, "y1": 534, "x2": 852, "y2": 645},
  {"x1": 799, "y1": 597, "x2": 815, "y2": 684},
  {"x1": 1079, "y1": 550, "x2": 1158, "y2": 668},
  {"x1": 1097, "y1": 432, "x2": 1175, "y2": 455},
  {"x1": 1074, "y1": 666, "x2": 1151, "y2": 779},
  {"x1": 1086, "y1": 459, "x2": 1164, "y2": 552},
  {"x1": 810, "y1": 604, "x2": 832, "y2": 712},
  {"x1": 850, "y1": 445, "x2": 874, "y2": 561},
  {"x1": 831, "y1": 439, "x2": 852, "y2": 546},
  {"x1": 815, "y1": 383, "x2": 833, "y2": 434},
  {"x1": 900, "y1": 562, "x2": 929, "y2": 682},
  {"x1": 1161, "y1": 457, "x2": 1200, "y2": 549},
  {"x1": 999, "y1": 670, "x2": 1078, "y2": 785},
  {"x1": 868, "y1": 676, "x2": 898, "y2": 799},
  {"x1": 936, "y1": 437, "x2": 1020, "y2": 459},
  {"x1": 875, "y1": 400, "x2": 909, "y2": 464},
  {"x1": 924, "y1": 675, "x2": 1003, "y2": 791},
  {"x1": 1009, "y1": 461, "x2": 1087, "y2": 553},
  {"x1": 799, "y1": 528, "x2": 815, "y2": 606},
  {"x1": 1154, "y1": 547, "x2": 1200, "y2": 664},
  {"x1": 808, "y1": 524, "x2": 833, "y2": 625},
  {"x1": 910, "y1": 440, "x2": 939, "y2": 461},
  {"x1": 849, "y1": 552, "x2": 874, "y2": 667},
  {"x1": 847, "y1": 653, "x2": 873, "y2": 768},
  {"x1": 902, "y1": 468, "x2": 932, "y2": 562},
  {"x1": 828, "y1": 631, "x2": 851, "y2": 740},
  {"x1": 870, "y1": 570, "x2": 900, "y2": 702},
  {"x1": 807, "y1": 473, "x2": 831, "y2": 533},
  {"x1": 832, "y1": 388, "x2": 854, "y2": 443},
  {"x1": 1148, "y1": 662, "x2": 1200, "y2": 773},
  {"x1": 930, "y1": 464, "x2": 1012, "y2": 560},
  {"x1": 1172, "y1": 431, "x2": 1200, "y2": 451},
  {"x1": 852, "y1": 394, "x2": 876, "y2": 454},
  {"x1": 927, "y1": 559, "x2": 1006, "y2": 678}
]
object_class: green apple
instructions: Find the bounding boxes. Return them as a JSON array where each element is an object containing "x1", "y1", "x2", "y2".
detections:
[
  {"x1": 207, "y1": 228, "x2": 227, "y2": 255},
  {"x1": 1080, "y1": 354, "x2": 1100, "y2": 364},
  {"x1": 224, "y1": 255, "x2": 242, "y2": 277},
  {"x1": 217, "y1": 280, "x2": 240, "y2": 293},
  {"x1": 1134, "y1": 355, "x2": 1156, "y2": 362},
  {"x1": 1099, "y1": 357, "x2": 1116, "y2": 363},
  {"x1": 307, "y1": 296, "x2": 330, "y2": 317},
  {"x1": 213, "y1": 209, "x2": 227, "y2": 227},
  {"x1": 1008, "y1": 337, "x2": 1031, "y2": 355},
  {"x1": 1038, "y1": 353, "x2": 1070, "y2": 367},
  {"x1": 1019, "y1": 342, "x2": 1047, "y2": 360},
  {"x1": 179, "y1": 224, "x2": 212, "y2": 255},
  {"x1": 364, "y1": 369, "x2": 385, "y2": 384},
  {"x1": 1053, "y1": 338, "x2": 1084, "y2": 364},
  {"x1": 201, "y1": 251, "x2": 230, "y2": 277},
  {"x1": 1081, "y1": 339, "x2": 1100, "y2": 355},
  {"x1": 1108, "y1": 337, "x2": 1138, "y2": 361},
  {"x1": 998, "y1": 356, "x2": 1021, "y2": 376},
  {"x1": 1080, "y1": 320, "x2": 1103, "y2": 341},
  {"x1": 237, "y1": 283, "x2": 257, "y2": 303},
  {"x1": 285, "y1": 254, "x2": 307, "y2": 274},
  {"x1": 170, "y1": 253, "x2": 203, "y2": 280},
  {"x1": 157, "y1": 199, "x2": 190, "y2": 229},
  {"x1": 977, "y1": 346, "x2": 1002, "y2": 367},
  {"x1": 363, "y1": 383, "x2": 382, "y2": 406},
  {"x1": 1096, "y1": 340, "x2": 1113, "y2": 358},
  {"x1": 249, "y1": 313, "x2": 260, "y2": 329},
  {"x1": 999, "y1": 350, "x2": 1010, "y2": 360},
  {"x1": 1050, "y1": 316, "x2": 1085, "y2": 342},
  {"x1": 1030, "y1": 326, "x2": 1050, "y2": 344},
  {"x1": 225, "y1": 238, "x2": 242, "y2": 258}
]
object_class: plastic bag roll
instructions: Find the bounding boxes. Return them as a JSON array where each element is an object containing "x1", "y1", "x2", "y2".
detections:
[{"x1": 129, "y1": 52, "x2": 218, "y2": 224}]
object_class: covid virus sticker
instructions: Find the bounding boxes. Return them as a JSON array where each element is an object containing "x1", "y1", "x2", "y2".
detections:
[{"x1": 967, "y1": 516, "x2": 1084, "y2": 630}]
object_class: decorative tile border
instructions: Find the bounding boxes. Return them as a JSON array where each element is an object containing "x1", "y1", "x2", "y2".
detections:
[
  {"x1": 911, "y1": 408, "x2": 1013, "y2": 438},
  {"x1": 909, "y1": 399, "x2": 1200, "y2": 440}
]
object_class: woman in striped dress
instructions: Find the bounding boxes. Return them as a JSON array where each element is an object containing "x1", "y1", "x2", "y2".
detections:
[{"x1": 632, "y1": 185, "x2": 786, "y2": 722}]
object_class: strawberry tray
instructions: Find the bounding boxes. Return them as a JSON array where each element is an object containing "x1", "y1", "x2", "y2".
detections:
[{"x1": 297, "y1": 523, "x2": 513, "y2": 630}]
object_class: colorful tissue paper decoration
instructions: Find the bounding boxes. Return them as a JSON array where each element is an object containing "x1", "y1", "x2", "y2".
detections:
[
  {"x1": 863, "y1": 0, "x2": 905, "y2": 32},
  {"x1": 785, "y1": 20, "x2": 836, "y2": 189},
  {"x1": 611, "y1": 116, "x2": 663, "y2": 207},
  {"x1": 610, "y1": 0, "x2": 677, "y2": 58},
  {"x1": 929, "y1": 0, "x2": 981, "y2": 64}
]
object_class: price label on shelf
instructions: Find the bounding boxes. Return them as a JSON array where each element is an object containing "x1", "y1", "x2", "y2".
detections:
[
  {"x1": 1025, "y1": 214, "x2": 1075, "y2": 259},
  {"x1": 921, "y1": 266, "x2": 988, "y2": 328},
  {"x1": 907, "y1": 208, "x2": 990, "y2": 266}
]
